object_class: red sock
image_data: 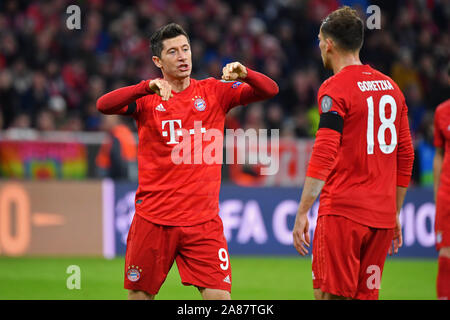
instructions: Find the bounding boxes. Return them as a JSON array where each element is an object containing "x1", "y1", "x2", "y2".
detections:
[{"x1": 437, "y1": 256, "x2": 450, "y2": 300}]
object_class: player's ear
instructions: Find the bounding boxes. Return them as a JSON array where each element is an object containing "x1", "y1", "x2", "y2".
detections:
[
  {"x1": 152, "y1": 56, "x2": 162, "y2": 69},
  {"x1": 325, "y1": 38, "x2": 334, "y2": 52}
]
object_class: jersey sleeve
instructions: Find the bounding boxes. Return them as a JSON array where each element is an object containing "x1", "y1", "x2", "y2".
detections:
[
  {"x1": 214, "y1": 79, "x2": 250, "y2": 113},
  {"x1": 132, "y1": 96, "x2": 146, "y2": 120},
  {"x1": 434, "y1": 107, "x2": 444, "y2": 148},
  {"x1": 317, "y1": 81, "x2": 348, "y2": 118},
  {"x1": 214, "y1": 68, "x2": 279, "y2": 113},
  {"x1": 97, "y1": 80, "x2": 153, "y2": 116},
  {"x1": 306, "y1": 82, "x2": 347, "y2": 181},
  {"x1": 306, "y1": 128, "x2": 342, "y2": 180},
  {"x1": 396, "y1": 97, "x2": 415, "y2": 187}
]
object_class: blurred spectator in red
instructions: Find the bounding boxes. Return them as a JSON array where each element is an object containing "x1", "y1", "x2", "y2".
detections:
[{"x1": 62, "y1": 59, "x2": 88, "y2": 109}]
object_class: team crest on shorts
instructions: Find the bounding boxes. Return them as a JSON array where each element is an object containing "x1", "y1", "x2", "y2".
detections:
[
  {"x1": 192, "y1": 96, "x2": 206, "y2": 111},
  {"x1": 127, "y1": 265, "x2": 142, "y2": 282}
]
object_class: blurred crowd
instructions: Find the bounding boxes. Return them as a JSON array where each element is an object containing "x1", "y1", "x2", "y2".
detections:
[{"x1": 0, "y1": 0, "x2": 449, "y2": 184}]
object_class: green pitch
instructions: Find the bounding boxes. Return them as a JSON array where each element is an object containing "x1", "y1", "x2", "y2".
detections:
[{"x1": 0, "y1": 256, "x2": 438, "y2": 300}]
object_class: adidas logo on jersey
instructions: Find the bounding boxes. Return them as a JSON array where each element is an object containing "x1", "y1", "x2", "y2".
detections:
[
  {"x1": 223, "y1": 275, "x2": 231, "y2": 284},
  {"x1": 156, "y1": 104, "x2": 166, "y2": 112}
]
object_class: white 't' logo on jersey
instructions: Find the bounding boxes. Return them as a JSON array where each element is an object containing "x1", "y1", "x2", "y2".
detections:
[
  {"x1": 161, "y1": 120, "x2": 207, "y2": 145},
  {"x1": 161, "y1": 120, "x2": 182, "y2": 144}
]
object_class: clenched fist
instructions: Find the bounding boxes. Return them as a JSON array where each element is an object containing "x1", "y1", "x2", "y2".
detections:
[
  {"x1": 221, "y1": 62, "x2": 248, "y2": 81},
  {"x1": 149, "y1": 79, "x2": 173, "y2": 101}
]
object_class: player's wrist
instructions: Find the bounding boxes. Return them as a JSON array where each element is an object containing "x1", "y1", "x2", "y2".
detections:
[
  {"x1": 241, "y1": 67, "x2": 254, "y2": 80},
  {"x1": 145, "y1": 80, "x2": 156, "y2": 94},
  {"x1": 239, "y1": 66, "x2": 248, "y2": 79},
  {"x1": 296, "y1": 205, "x2": 310, "y2": 217},
  {"x1": 296, "y1": 211, "x2": 308, "y2": 218}
]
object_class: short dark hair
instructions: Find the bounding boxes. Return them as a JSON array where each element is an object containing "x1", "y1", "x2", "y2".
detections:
[
  {"x1": 320, "y1": 6, "x2": 364, "y2": 52},
  {"x1": 150, "y1": 23, "x2": 190, "y2": 58}
]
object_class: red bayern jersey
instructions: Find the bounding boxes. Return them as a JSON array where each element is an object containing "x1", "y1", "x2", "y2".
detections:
[
  {"x1": 307, "y1": 64, "x2": 414, "y2": 228},
  {"x1": 132, "y1": 78, "x2": 246, "y2": 226},
  {"x1": 434, "y1": 99, "x2": 450, "y2": 195},
  {"x1": 97, "y1": 68, "x2": 278, "y2": 226}
]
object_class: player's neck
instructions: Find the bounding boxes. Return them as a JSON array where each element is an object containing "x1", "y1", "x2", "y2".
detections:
[
  {"x1": 332, "y1": 53, "x2": 362, "y2": 75},
  {"x1": 164, "y1": 75, "x2": 191, "y2": 93}
]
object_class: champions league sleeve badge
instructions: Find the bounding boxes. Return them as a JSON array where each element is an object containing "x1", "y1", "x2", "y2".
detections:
[
  {"x1": 231, "y1": 81, "x2": 242, "y2": 88},
  {"x1": 321, "y1": 95, "x2": 333, "y2": 113}
]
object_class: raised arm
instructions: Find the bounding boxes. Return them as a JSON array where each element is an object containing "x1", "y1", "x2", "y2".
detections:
[
  {"x1": 221, "y1": 62, "x2": 279, "y2": 108},
  {"x1": 238, "y1": 68, "x2": 279, "y2": 104},
  {"x1": 97, "y1": 79, "x2": 173, "y2": 115},
  {"x1": 97, "y1": 80, "x2": 152, "y2": 115}
]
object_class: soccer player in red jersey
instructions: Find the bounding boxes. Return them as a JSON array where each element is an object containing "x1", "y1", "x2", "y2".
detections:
[
  {"x1": 433, "y1": 97, "x2": 450, "y2": 300},
  {"x1": 97, "y1": 23, "x2": 278, "y2": 300},
  {"x1": 292, "y1": 7, "x2": 414, "y2": 300}
]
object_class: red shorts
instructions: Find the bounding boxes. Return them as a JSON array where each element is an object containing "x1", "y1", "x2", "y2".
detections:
[
  {"x1": 124, "y1": 213, "x2": 232, "y2": 295},
  {"x1": 436, "y1": 191, "x2": 450, "y2": 251},
  {"x1": 312, "y1": 215, "x2": 394, "y2": 300}
]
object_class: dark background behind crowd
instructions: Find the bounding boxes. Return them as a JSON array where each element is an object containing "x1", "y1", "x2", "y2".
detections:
[{"x1": 0, "y1": 0, "x2": 449, "y2": 185}]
